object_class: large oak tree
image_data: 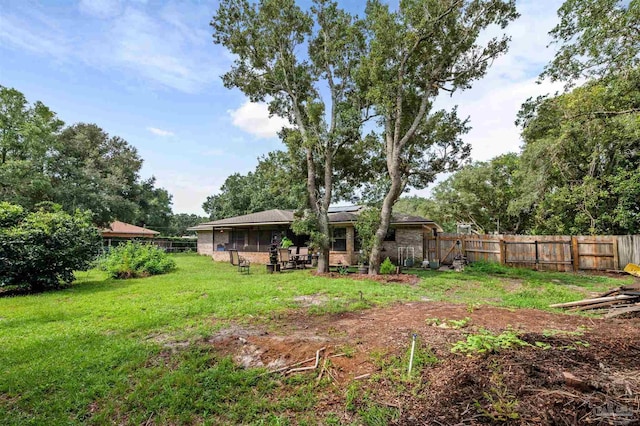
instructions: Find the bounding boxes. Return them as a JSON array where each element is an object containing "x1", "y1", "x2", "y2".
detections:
[
  {"x1": 212, "y1": 0, "x2": 371, "y2": 272},
  {"x1": 361, "y1": 0, "x2": 518, "y2": 273}
]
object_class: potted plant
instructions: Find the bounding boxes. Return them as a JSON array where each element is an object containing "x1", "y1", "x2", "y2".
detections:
[{"x1": 280, "y1": 236, "x2": 293, "y2": 249}]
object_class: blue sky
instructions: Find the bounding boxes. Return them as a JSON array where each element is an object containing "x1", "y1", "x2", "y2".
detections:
[{"x1": 0, "y1": 0, "x2": 564, "y2": 215}]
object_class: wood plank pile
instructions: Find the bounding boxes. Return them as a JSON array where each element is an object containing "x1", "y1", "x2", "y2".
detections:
[{"x1": 550, "y1": 283, "x2": 640, "y2": 318}]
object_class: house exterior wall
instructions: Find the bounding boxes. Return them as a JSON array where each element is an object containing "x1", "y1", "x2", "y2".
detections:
[
  {"x1": 197, "y1": 230, "x2": 214, "y2": 255},
  {"x1": 212, "y1": 251, "x2": 270, "y2": 264},
  {"x1": 381, "y1": 227, "x2": 425, "y2": 264},
  {"x1": 196, "y1": 223, "x2": 429, "y2": 266}
]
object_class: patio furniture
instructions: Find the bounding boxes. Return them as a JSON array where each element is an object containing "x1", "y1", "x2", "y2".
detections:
[
  {"x1": 278, "y1": 248, "x2": 294, "y2": 269},
  {"x1": 295, "y1": 246, "x2": 309, "y2": 269},
  {"x1": 229, "y1": 249, "x2": 250, "y2": 274}
]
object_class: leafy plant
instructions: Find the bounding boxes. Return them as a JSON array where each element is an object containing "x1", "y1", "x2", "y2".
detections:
[
  {"x1": 379, "y1": 257, "x2": 396, "y2": 275},
  {"x1": 99, "y1": 241, "x2": 176, "y2": 279},
  {"x1": 0, "y1": 202, "x2": 102, "y2": 292},
  {"x1": 451, "y1": 329, "x2": 530, "y2": 355},
  {"x1": 280, "y1": 236, "x2": 293, "y2": 249},
  {"x1": 354, "y1": 207, "x2": 381, "y2": 264},
  {"x1": 448, "y1": 317, "x2": 472, "y2": 329}
]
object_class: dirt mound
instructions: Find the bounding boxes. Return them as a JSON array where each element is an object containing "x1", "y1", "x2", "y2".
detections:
[{"x1": 208, "y1": 302, "x2": 640, "y2": 424}]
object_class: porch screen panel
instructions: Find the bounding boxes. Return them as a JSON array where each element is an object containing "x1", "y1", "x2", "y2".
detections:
[
  {"x1": 246, "y1": 230, "x2": 260, "y2": 252},
  {"x1": 258, "y1": 230, "x2": 272, "y2": 252},
  {"x1": 231, "y1": 230, "x2": 246, "y2": 249}
]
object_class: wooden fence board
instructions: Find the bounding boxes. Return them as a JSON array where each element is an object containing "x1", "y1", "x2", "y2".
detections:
[
  {"x1": 616, "y1": 235, "x2": 640, "y2": 269},
  {"x1": 430, "y1": 233, "x2": 631, "y2": 272}
]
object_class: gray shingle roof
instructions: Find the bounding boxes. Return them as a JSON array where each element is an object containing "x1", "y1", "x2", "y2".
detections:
[{"x1": 188, "y1": 207, "x2": 436, "y2": 231}]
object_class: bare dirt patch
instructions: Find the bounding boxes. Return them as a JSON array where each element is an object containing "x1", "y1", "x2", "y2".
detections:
[{"x1": 207, "y1": 302, "x2": 640, "y2": 424}]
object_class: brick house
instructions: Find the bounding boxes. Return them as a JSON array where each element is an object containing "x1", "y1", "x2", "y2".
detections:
[{"x1": 188, "y1": 206, "x2": 441, "y2": 265}]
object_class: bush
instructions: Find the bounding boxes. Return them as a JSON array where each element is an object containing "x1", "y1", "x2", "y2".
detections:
[
  {"x1": 0, "y1": 202, "x2": 102, "y2": 292},
  {"x1": 99, "y1": 241, "x2": 176, "y2": 279},
  {"x1": 379, "y1": 257, "x2": 396, "y2": 274}
]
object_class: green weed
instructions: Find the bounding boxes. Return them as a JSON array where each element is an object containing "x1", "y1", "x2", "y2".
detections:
[{"x1": 451, "y1": 329, "x2": 530, "y2": 355}]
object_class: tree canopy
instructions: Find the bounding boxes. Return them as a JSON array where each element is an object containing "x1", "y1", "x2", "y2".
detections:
[
  {"x1": 542, "y1": 0, "x2": 640, "y2": 85},
  {"x1": 202, "y1": 150, "x2": 305, "y2": 220},
  {"x1": 0, "y1": 86, "x2": 174, "y2": 229},
  {"x1": 360, "y1": 0, "x2": 518, "y2": 272},
  {"x1": 212, "y1": 0, "x2": 374, "y2": 272}
]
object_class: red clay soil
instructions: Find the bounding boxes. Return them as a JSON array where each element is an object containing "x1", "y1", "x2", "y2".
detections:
[{"x1": 209, "y1": 302, "x2": 640, "y2": 425}]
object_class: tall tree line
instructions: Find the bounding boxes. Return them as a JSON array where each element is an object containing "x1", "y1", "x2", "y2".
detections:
[{"x1": 0, "y1": 86, "x2": 203, "y2": 234}]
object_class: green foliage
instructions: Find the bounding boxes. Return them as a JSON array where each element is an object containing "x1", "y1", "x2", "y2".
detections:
[
  {"x1": 396, "y1": 154, "x2": 526, "y2": 234},
  {"x1": 476, "y1": 368, "x2": 520, "y2": 421},
  {"x1": 166, "y1": 213, "x2": 208, "y2": 237},
  {"x1": 451, "y1": 329, "x2": 530, "y2": 355},
  {"x1": 280, "y1": 236, "x2": 293, "y2": 249},
  {"x1": 379, "y1": 257, "x2": 395, "y2": 274},
  {"x1": 0, "y1": 202, "x2": 102, "y2": 291},
  {"x1": 202, "y1": 151, "x2": 305, "y2": 220},
  {"x1": 0, "y1": 86, "x2": 174, "y2": 228},
  {"x1": 542, "y1": 0, "x2": 639, "y2": 85},
  {"x1": 515, "y1": 70, "x2": 640, "y2": 234},
  {"x1": 354, "y1": 206, "x2": 380, "y2": 261},
  {"x1": 99, "y1": 242, "x2": 176, "y2": 279}
]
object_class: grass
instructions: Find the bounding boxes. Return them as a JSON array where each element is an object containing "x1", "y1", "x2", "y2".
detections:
[
  {"x1": 415, "y1": 261, "x2": 632, "y2": 310},
  {"x1": 0, "y1": 255, "x2": 632, "y2": 424}
]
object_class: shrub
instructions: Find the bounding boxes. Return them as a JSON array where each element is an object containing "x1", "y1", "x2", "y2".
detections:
[
  {"x1": 0, "y1": 202, "x2": 102, "y2": 292},
  {"x1": 100, "y1": 241, "x2": 176, "y2": 279},
  {"x1": 379, "y1": 257, "x2": 396, "y2": 274}
]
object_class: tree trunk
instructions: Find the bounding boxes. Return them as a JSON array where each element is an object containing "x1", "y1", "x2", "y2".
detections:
[
  {"x1": 317, "y1": 247, "x2": 330, "y2": 273},
  {"x1": 368, "y1": 174, "x2": 403, "y2": 274},
  {"x1": 316, "y1": 210, "x2": 330, "y2": 273}
]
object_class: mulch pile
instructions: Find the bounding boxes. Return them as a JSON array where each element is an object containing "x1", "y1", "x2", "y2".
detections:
[{"x1": 208, "y1": 302, "x2": 640, "y2": 425}]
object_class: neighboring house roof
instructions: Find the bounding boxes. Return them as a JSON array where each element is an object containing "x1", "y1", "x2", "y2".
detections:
[
  {"x1": 188, "y1": 207, "x2": 439, "y2": 231},
  {"x1": 102, "y1": 221, "x2": 160, "y2": 237}
]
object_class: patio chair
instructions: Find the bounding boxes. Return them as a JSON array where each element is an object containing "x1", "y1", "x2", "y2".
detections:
[
  {"x1": 229, "y1": 249, "x2": 250, "y2": 274},
  {"x1": 296, "y1": 247, "x2": 309, "y2": 269},
  {"x1": 278, "y1": 248, "x2": 294, "y2": 269}
]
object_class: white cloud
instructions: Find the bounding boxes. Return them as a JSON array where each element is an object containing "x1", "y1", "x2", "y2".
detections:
[
  {"x1": 0, "y1": 1, "x2": 224, "y2": 93},
  {"x1": 79, "y1": 0, "x2": 123, "y2": 19},
  {"x1": 147, "y1": 127, "x2": 174, "y2": 137},
  {"x1": 228, "y1": 101, "x2": 290, "y2": 139},
  {"x1": 0, "y1": 12, "x2": 70, "y2": 57},
  {"x1": 431, "y1": 0, "x2": 565, "y2": 162}
]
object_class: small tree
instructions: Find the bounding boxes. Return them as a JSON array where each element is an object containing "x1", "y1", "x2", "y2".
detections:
[{"x1": 0, "y1": 202, "x2": 102, "y2": 292}]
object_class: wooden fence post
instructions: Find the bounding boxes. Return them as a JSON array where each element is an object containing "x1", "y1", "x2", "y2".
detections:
[
  {"x1": 571, "y1": 236, "x2": 579, "y2": 272},
  {"x1": 612, "y1": 237, "x2": 619, "y2": 270},
  {"x1": 500, "y1": 240, "x2": 506, "y2": 265}
]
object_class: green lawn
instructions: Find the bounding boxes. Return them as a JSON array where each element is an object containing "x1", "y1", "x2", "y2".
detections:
[{"x1": 0, "y1": 254, "x2": 632, "y2": 425}]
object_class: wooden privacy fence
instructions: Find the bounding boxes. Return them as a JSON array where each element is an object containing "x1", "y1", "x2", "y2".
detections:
[{"x1": 426, "y1": 234, "x2": 640, "y2": 272}]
